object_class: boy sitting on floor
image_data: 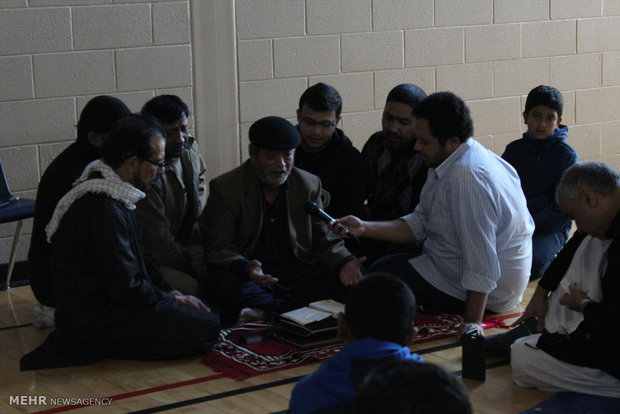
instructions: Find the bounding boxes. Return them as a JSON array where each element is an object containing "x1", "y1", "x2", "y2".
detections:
[
  {"x1": 289, "y1": 273, "x2": 423, "y2": 414},
  {"x1": 502, "y1": 85, "x2": 578, "y2": 280}
]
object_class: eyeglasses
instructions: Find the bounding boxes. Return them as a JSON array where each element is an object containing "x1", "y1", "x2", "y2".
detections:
[
  {"x1": 300, "y1": 117, "x2": 337, "y2": 129},
  {"x1": 142, "y1": 158, "x2": 166, "y2": 169}
]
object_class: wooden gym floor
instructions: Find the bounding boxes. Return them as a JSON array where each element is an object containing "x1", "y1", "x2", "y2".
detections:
[{"x1": 0, "y1": 282, "x2": 553, "y2": 414}]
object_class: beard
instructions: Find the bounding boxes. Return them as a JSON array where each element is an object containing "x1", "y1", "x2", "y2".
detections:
[
  {"x1": 257, "y1": 167, "x2": 291, "y2": 188},
  {"x1": 384, "y1": 132, "x2": 413, "y2": 151},
  {"x1": 131, "y1": 174, "x2": 152, "y2": 192},
  {"x1": 166, "y1": 142, "x2": 185, "y2": 159}
]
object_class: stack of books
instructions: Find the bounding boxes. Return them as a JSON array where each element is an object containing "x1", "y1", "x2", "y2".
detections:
[{"x1": 273, "y1": 299, "x2": 344, "y2": 348}]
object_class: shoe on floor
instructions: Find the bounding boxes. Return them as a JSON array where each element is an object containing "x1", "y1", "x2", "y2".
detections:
[{"x1": 485, "y1": 317, "x2": 538, "y2": 361}]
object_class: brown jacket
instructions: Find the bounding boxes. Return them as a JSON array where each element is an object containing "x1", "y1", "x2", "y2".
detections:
[
  {"x1": 135, "y1": 138, "x2": 206, "y2": 271},
  {"x1": 200, "y1": 160, "x2": 354, "y2": 270}
]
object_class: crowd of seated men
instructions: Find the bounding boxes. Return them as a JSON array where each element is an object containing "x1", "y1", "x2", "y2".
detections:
[{"x1": 20, "y1": 83, "x2": 620, "y2": 410}]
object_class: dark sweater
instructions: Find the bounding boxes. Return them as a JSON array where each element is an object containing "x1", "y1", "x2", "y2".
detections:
[
  {"x1": 294, "y1": 128, "x2": 365, "y2": 218},
  {"x1": 361, "y1": 131, "x2": 427, "y2": 221},
  {"x1": 502, "y1": 126, "x2": 578, "y2": 234}
]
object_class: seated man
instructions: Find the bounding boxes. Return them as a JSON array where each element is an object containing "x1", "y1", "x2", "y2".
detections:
[
  {"x1": 28, "y1": 95, "x2": 131, "y2": 327},
  {"x1": 137, "y1": 95, "x2": 207, "y2": 294},
  {"x1": 362, "y1": 83, "x2": 428, "y2": 221},
  {"x1": 294, "y1": 82, "x2": 365, "y2": 219},
  {"x1": 355, "y1": 360, "x2": 472, "y2": 414},
  {"x1": 335, "y1": 92, "x2": 534, "y2": 338},
  {"x1": 509, "y1": 162, "x2": 620, "y2": 397},
  {"x1": 289, "y1": 273, "x2": 423, "y2": 414},
  {"x1": 20, "y1": 114, "x2": 220, "y2": 370},
  {"x1": 361, "y1": 84, "x2": 428, "y2": 262},
  {"x1": 200, "y1": 116, "x2": 364, "y2": 325}
]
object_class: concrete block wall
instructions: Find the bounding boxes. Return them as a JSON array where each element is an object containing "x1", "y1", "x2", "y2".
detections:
[
  {"x1": 235, "y1": 0, "x2": 620, "y2": 166},
  {"x1": 0, "y1": 0, "x2": 192, "y2": 264},
  {"x1": 2, "y1": 0, "x2": 620, "y2": 266}
]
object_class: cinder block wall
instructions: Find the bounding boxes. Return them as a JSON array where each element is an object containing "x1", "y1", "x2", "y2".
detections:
[
  {"x1": 1, "y1": 0, "x2": 619, "y2": 266},
  {"x1": 235, "y1": 0, "x2": 620, "y2": 164},
  {"x1": 0, "y1": 0, "x2": 192, "y2": 264}
]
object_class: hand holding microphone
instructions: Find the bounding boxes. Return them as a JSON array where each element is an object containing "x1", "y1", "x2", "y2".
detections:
[{"x1": 304, "y1": 201, "x2": 361, "y2": 243}]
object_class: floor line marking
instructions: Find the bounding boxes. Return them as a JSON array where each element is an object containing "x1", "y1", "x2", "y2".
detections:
[{"x1": 30, "y1": 373, "x2": 227, "y2": 414}]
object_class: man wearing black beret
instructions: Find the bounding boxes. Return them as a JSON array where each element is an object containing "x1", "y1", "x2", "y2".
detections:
[{"x1": 200, "y1": 116, "x2": 364, "y2": 325}]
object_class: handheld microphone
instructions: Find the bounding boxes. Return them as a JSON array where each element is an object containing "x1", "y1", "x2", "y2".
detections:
[{"x1": 304, "y1": 201, "x2": 360, "y2": 242}]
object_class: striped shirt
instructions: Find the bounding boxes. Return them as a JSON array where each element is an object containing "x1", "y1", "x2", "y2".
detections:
[{"x1": 402, "y1": 139, "x2": 534, "y2": 312}]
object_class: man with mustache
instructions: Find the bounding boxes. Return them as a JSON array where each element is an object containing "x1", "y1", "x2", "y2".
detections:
[
  {"x1": 509, "y1": 162, "x2": 620, "y2": 397},
  {"x1": 136, "y1": 95, "x2": 206, "y2": 294},
  {"x1": 361, "y1": 84, "x2": 428, "y2": 263},
  {"x1": 336, "y1": 92, "x2": 534, "y2": 338},
  {"x1": 200, "y1": 116, "x2": 364, "y2": 325}
]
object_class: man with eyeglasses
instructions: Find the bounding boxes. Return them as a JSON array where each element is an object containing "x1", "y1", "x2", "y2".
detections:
[
  {"x1": 136, "y1": 95, "x2": 207, "y2": 294},
  {"x1": 21, "y1": 114, "x2": 220, "y2": 370},
  {"x1": 361, "y1": 84, "x2": 429, "y2": 264},
  {"x1": 200, "y1": 116, "x2": 364, "y2": 325},
  {"x1": 293, "y1": 83, "x2": 365, "y2": 221}
]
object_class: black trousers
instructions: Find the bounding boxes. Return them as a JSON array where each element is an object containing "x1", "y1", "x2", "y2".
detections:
[
  {"x1": 207, "y1": 262, "x2": 348, "y2": 325},
  {"x1": 369, "y1": 252, "x2": 465, "y2": 313},
  {"x1": 20, "y1": 297, "x2": 221, "y2": 370}
]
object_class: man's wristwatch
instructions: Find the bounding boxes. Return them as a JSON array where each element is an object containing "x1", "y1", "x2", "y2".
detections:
[{"x1": 579, "y1": 298, "x2": 592, "y2": 312}]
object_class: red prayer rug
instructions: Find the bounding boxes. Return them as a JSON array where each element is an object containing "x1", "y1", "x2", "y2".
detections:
[{"x1": 200, "y1": 313, "x2": 518, "y2": 380}]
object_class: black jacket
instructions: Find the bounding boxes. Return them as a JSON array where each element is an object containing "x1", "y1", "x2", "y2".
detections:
[
  {"x1": 294, "y1": 128, "x2": 366, "y2": 218},
  {"x1": 21, "y1": 192, "x2": 219, "y2": 370},
  {"x1": 28, "y1": 139, "x2": 100, "y2": 306}
]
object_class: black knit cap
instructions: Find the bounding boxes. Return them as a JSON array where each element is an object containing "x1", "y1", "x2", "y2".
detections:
[
  {"x1": 249, "y1": 116, "x2": 301, "y2": 150},
  {"x1": 77, "y1": 95, "x2": 131, "y2": 141}
]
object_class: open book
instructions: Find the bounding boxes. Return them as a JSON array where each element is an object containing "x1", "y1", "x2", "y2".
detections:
[{"x1": 280, "y1": 299, "x2": 344, "y2": 326}]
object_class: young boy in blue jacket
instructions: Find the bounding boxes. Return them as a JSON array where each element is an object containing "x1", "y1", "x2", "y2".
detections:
[
  {"x1": 502, "y1": 85, "x2": 578, "y2": 280},
  {"x1": 289, "y1": 273, "x2": 423, "y2": 414}
]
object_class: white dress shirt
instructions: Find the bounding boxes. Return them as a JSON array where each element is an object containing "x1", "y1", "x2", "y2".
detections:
[{"x1": 402, "y1": 139, "x2": 534, "y2": 312}]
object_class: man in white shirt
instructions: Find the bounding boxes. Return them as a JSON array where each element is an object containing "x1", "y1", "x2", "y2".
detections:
[{"x1": 335, "y1": 92, "x2": 534, "y2": 338}]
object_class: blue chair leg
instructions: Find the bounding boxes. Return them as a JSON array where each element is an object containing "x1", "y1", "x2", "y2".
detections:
[{"x1": 5, "y1": 219, "x2": 24, "y2": 289}]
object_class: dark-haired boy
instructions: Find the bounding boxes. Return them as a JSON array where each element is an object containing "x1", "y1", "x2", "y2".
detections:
[
  {"x1": 355, "y1": 360, "x2": 472, "y2": 414},
  {"x1": 294, "y1": 83, "x2": 365, "y2": 219},
  {"x1": 289, "y1": 273, "x2": 423, "y2": 414},
  {"x1": 502, "y1": 85, "x2": 578, "y2": 280},
  {"x1": 137, "y1": 95, "x2": 207, "y2": 293}
]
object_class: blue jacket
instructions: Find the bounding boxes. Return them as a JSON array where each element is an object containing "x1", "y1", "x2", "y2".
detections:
[
  {"x1": 289, "y1": 338, "x2": 424, "y2": 414},
  {"x1": 502, "y1": 126, "x2": 578, "y2": 234}
]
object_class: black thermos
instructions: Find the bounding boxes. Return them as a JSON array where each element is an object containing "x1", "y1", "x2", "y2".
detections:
[{"x1": 462, "y1": 329, "x2": 486, "y2": 381}]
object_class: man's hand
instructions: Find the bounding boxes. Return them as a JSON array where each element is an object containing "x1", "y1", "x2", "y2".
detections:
[
  {"x1": 513, "y1": 285, "x2": 549, "y2": 332},
  {"x1": 338, "y1": 257, "x2": 366, "y2": 286},
  {"x1": 330, "y1": 215, "x2": 366, "y2": 238},
  {"x1": 559, "y1": 284, "x2": 589, "y2": 312},
  {"x1": 174, "y1": 294, "x2": 210, "y2": 312},
  {"x1": 458, "y1": 290, "x2": 488, "y2": 339},
  {"x1": 247, "y1": 260, "x2": 278, "y2": 286},
  {"x1": 457, "y1": 321, "x2": 484, "y2": 339}
]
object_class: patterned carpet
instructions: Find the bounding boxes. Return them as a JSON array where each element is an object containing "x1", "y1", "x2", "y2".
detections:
[{"x1": 201, "y1": 312, "x2": 513, "y2": 380}]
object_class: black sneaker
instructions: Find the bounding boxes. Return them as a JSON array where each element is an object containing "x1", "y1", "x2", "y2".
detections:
[{"x1": 485, "y1": 317, "x2": 538, "y2": 361}]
